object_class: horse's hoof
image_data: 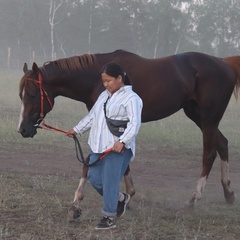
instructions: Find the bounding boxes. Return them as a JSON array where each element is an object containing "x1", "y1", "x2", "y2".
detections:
[
  {"x1": 226, "y1": 191, "x2": 235, "y2": 204},
  {"x1": 68, "y1": 205, "x2": 82, "y2": 221}
]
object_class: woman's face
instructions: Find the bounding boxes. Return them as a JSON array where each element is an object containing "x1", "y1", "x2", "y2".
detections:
[{"x1": 101, "y1": 72, "x2": 124, "y2": 94}]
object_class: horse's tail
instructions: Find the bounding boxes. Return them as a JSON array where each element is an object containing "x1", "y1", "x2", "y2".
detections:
[{"x1": 224, "y1": 56, "x2": 240, "y2": 99}]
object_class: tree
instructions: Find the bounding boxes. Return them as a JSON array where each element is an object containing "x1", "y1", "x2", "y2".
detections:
[
  {"x1": 1, "y1": 0, "x2": 240, "y2": 70},
  {"x1": 48, "y1": 0, "x2": 64, "y2": 60},
  {"x1": 182, "y1": 0, "x2": 240, "y2": 56}
]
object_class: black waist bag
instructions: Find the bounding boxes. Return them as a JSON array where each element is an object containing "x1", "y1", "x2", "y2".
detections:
[
  {"x1": 104, "y1": 97, "x2": 129, "y2": 137},
  {"x1": 105, "y1": 116, "x2": 129, "y2": 137}
]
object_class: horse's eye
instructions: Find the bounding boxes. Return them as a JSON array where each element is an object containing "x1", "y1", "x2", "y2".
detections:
[{"x1": 29, "y1": 94, "x2": 37, "y2": 100}]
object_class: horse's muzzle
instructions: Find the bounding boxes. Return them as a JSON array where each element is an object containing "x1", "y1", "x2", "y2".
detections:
[{"x1": 17, "y1": 126, "x2": 37, "y2": 138}]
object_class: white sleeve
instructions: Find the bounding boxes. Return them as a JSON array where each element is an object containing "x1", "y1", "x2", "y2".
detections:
[{"x1": 73, "y1": 92, "x2": 106, "y2": 135}]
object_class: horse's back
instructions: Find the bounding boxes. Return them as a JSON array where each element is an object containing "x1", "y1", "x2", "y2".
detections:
[{"x1": 97, "y1": 51, "x2": 238, "y2": 122}]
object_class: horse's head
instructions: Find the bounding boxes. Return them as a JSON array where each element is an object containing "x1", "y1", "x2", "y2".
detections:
[{"x1": 17, "y1": 62, "x2": 54, "y2": 138}]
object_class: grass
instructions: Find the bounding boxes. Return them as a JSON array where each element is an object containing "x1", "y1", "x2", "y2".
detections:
[
  {"x1": 1, "y1": 72, "x2": 240, "y2": 239},
  {"x1": 0, "y1": 172, "x2": 240, "y2": 240}
]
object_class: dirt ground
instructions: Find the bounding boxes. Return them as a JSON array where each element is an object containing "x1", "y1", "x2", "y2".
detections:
[
  {"x1": 2, "y1": 138, "x2": 240, "y2": 209},
  {"x1": 1, "y1": 141, "x2": 83, "y2": 177}
]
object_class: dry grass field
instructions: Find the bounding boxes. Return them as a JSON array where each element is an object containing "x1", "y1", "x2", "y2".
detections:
[{"x1": 1, "y1": 72, "x2": 240, "y2": 239}]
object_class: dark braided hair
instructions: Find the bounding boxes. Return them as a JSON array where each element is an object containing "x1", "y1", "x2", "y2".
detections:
[{"x1": 100, "y1": 62, "x2": 131, "y2": 85}]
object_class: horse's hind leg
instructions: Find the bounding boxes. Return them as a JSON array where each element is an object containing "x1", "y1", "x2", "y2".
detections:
[
  {"x1": 183, "y1": 104, "x2": 218, "y2": 207},
  {"x1": 186, "y1": 125, "x2": 219, "y2": 207},
  {"x1": 216, "y1": 131, "x2": 235, "y2": 204}
]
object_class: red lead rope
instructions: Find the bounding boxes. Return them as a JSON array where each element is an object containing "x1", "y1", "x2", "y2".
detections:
[
  {"x1": 26, "y1": 72, "x2": 112, "y2": 166},
  {"x1": 39, "y1": 122, "x2": 113, "y2": 166},
  {"x1": 41, "y1": 122, "x2": 68, "y2": 134}
]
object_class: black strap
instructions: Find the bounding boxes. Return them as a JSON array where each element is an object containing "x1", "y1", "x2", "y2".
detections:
[
  {"x1": 73, "y1": 135, "x2": 102, "y2": 167},
  {"x1": 103, "y1": 96, "x2": 110, "y2": 117}
]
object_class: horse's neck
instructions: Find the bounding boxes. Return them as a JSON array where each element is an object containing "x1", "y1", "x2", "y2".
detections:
[{"x1": 43, "y1": 67, "x2": 102, "y2": 109}]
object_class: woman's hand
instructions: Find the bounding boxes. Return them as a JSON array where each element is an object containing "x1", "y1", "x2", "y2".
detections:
[
  {"x1": 66, "y1": 129, "x2": 77, "y2": 138},
  {"x1": 112, "y1": 140, "x2": 124, "y2": 153}
]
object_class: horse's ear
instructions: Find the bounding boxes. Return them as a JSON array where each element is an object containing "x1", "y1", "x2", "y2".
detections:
[
  {"x1": 23, "y1": 63, "x2": 28, "y2": 73},
  {"x1": 32, "y1": 62, "x2": 39, "y2": 74}
]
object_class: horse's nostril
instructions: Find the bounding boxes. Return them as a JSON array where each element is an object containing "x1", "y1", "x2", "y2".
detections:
[
  {"x1": 21, "y1": 130, "x2": 29, "y2": 138},
  {"x1": 17, "y1": 127, "x2": 23, "y2": 134},
  {"x1": 17, "y1": 127, "x2": 27, "y2": 136},
  {"x1": 18, "y1": 126, "x2": 37, "y2": 138}
]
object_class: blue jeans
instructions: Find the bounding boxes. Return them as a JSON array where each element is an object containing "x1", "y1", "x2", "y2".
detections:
[{"x1": 88, "y1": 148, "x2": 132, "y2": 217}]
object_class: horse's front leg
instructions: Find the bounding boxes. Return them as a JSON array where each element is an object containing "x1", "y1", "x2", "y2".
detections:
[
  {"x1": 68, "y1": 156, "x2": 89, "y2": 221},
  {"x1": 68, "y1": 160, "x2": 136, "y2": 220}
]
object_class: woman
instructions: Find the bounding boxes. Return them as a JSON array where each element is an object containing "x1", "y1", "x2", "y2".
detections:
[{"x1": 66, "y1": 62, "x2": 143, "y2": 230}]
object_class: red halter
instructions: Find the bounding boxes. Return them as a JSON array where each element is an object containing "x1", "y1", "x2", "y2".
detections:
[
  {"x1": 25, "y1": 72, "x2": 113, "y2": 165},
  {"x1": 26, "y1": 73, "x2": 71, "y2": 134},
  {"x1": 26, "y1": 72, "x2": 53, "y2": 125}
]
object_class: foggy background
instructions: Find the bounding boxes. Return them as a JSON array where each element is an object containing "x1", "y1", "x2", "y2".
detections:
[{"x1": 0, "y1": 0, "x2": 239, "y2": 71}]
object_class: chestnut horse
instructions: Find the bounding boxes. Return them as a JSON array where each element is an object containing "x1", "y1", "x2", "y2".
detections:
[{"x1": 18, "y1": 50, "x2": 240, "y2": 219}]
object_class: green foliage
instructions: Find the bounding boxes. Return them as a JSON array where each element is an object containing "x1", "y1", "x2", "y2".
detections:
[
  {"x1": 0, "y1": 0, "x2": 240, "y2": 71},
  {"x1": 184, "y1": 0, "x2": 240, "y2": 56}
]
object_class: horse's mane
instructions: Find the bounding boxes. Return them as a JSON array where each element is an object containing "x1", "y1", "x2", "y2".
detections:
[
  {"x1": 19, "y1": 54, "x2": 97, "y2": 96},
  {"x1": 43, "y1": 53, "x2": 97, "y2": 72}
]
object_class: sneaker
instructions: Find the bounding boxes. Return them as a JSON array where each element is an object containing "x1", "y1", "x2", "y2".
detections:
[
  {"x1": 95, "y1": 216, "x2": 116, "y2": 230},
  {"x1": 116, "y1": 193, "x2": 130, "y2": 218}
]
